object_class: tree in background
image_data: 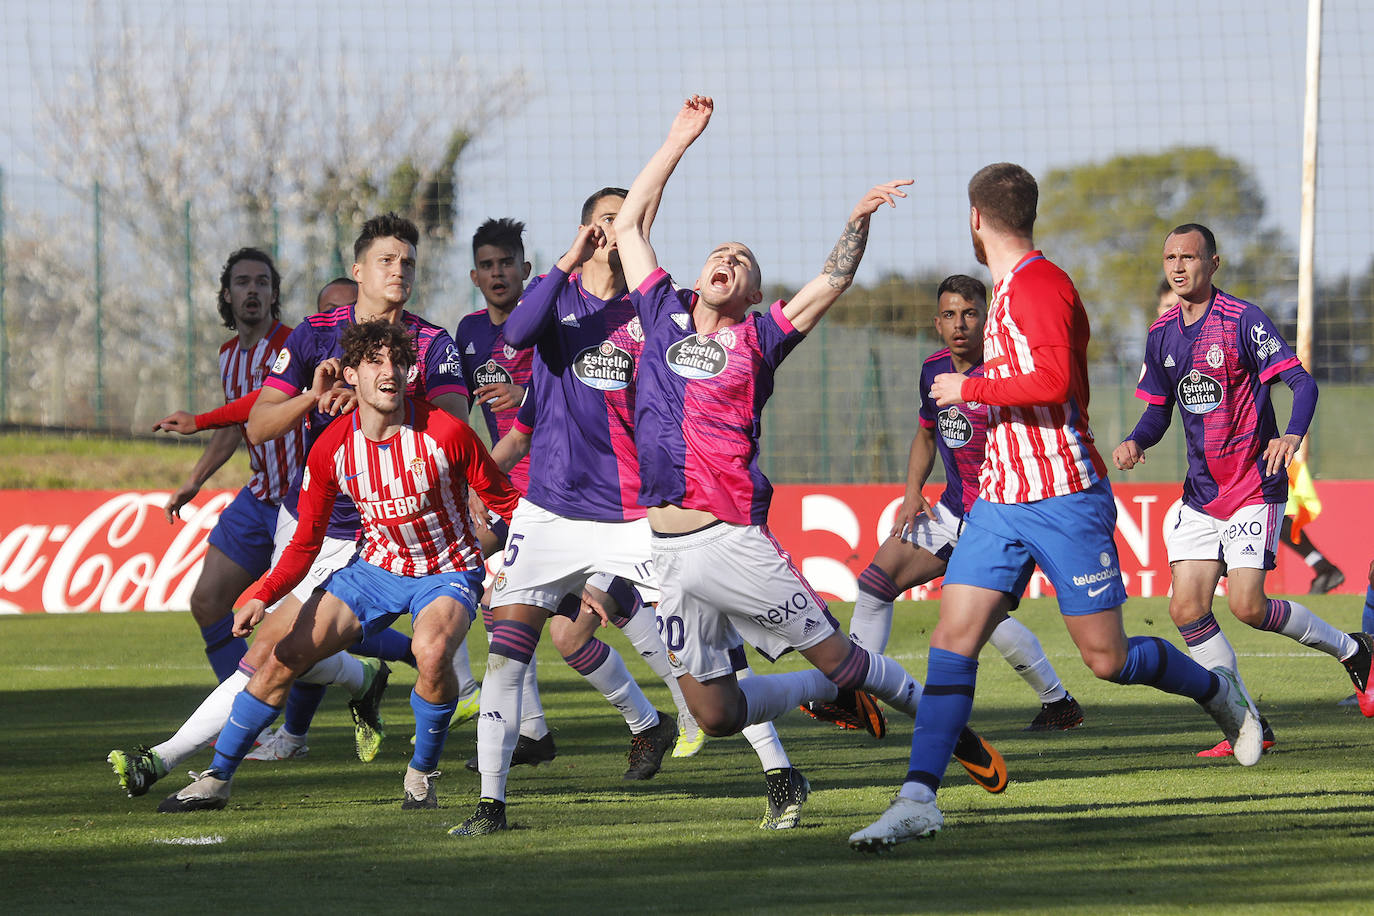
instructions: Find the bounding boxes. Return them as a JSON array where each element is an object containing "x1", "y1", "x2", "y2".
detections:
[
  {"x1": 4, "y1": 7, "x2": 523, "y2": 430},
  {"x1": 1037, "y1": 147, "x2": 1296, "y2": 366}
]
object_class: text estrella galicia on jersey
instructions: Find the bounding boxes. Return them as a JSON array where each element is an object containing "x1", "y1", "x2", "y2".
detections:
[
  {"x1": 572, "y1": 341, "x2": 633, "y2": 391},
  {"x1": 938, "y1": 406, "x2": 974, "y2": 449},
  {"x1": 666, "y1": 334, "x2": 728, "y2": 380},
  {"x1": 1178, "y1": 369, "x2": 1223, "y2": 415},
  {"x1": 475, "y1": 359, "x2": 513, "y2": 388}
]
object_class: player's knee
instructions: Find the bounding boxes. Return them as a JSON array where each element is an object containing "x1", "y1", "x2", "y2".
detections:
[
  {"x1": 692, "y1": 700, "x2": 744, "y2": 737},
  {"x1": 188, "y1": 584, "x2": 230, "y2": 627},
  {"x1": 1230, "y1": 599, "x2": 1267, "y2": 627},
  {"x1": 271, "y1": 636, "x2": 318, "y2": 674},
  {"x1": 549, "y1": 613, "x2": 589, "y2": 657},
  {"x1": 1082, "y1": 647, "x2": 1126, "y2": 681}
]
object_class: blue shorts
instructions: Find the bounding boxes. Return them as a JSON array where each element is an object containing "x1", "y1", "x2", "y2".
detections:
[
  {"x1": 325, "y1": 558, "x2": 483, "y2": 638},
  {"x1": 207, "y1": 487, "x2": 279, "y2": 577},
  {"x1": 943, "y1": 478, "x2": 1127, "y2": 615}
]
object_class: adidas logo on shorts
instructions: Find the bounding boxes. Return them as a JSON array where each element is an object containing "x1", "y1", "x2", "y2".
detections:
[{"x1": 802, "y1": 617, "x2": 822, "y2": 636}]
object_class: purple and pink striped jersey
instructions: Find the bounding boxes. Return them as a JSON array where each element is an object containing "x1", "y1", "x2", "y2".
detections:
[
  {"x1": 1135, "y1": 289, "x2": 1303, "y2": 517},
  {"x1": 217, "y1": 322, "x2": 304, "y2": 504},
  {"x1": 253, "y1": 400, "x2": 519, "y2": 607},
  {"x1": 502, "y1": 269, "x2": 644, "y2": 522},
  {"x1": 631, "y1": 268, "x2": 804, "y2": 526},
  {"x1": 454, "y1": 309, "x2": 533, "y2": 494},
  {"x1": 263, "y1": 304, "x2": 468, "y2": 537},
  {"x1": 961, "y1": 252, "x2": 1107, "y2": 504},
  {"x1": 918, "y1": 350, "x2": 986, "y2": 516}
]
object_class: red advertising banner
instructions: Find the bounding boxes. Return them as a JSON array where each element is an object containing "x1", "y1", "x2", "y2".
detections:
[{"x1": 1, "y1": 483, "x2": 1369, "y2": 613}]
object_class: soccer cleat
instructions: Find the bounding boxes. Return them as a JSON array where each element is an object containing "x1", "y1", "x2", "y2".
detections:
[
  {"x1": 464, "y1": 733, "x2": 557, "y2": 773},
  {"x1": 951, "y1": 727, "x2": 1008, "y2": 793},
  {"x1": 108, "y1": 746, "x2": 168, "y2": 798},
  {"x1": 624, "y1": 711, "x2": 678, "y2": 780},
  {"x1": 350, "y1": 659, "x2": 390, "y2": 762},
  {"x1": 156, "y1": 769, "x2": 231, "y2": 813},
  {"x1": 243, "y1": 729, "x2": 309, "y2": 761},
  {"x1": 1309, "y1": 567, "x2": 1345, "y2": 594},
  {"x1": 450, "y1": 687, "x2": 482, "y2": 727},
  {"x1": 1024, "y1": 693, "x2": 1085, "y2": 731},
  {"x1": 1340, "y1": 632, "x2": 1374, "y2": 717},
  {"x1": 760, "y1": 767, "x2": 810, "y2": 830},
  {"x1": 798, "y1": 700, "x2": 862, "y2": 730},
  {"x1": 448, "y1": 797, "x2": 508, "y2": 837},
  {"x1": 849, "y1": 795, "x2": 943, "y2": 852},
  {"x1": 811, "y1": 689, "x2": 887, "y2": 739},
  {"x1": 401, "y1": 767, "x2": 441, "y2": 810},
  {"x1": 672, "y1": 720, "x2": 707, "y2": 759},
  {"x1": 1200, "y1": 667, "x2": 1264, "y2": 766},
  {"x1": 1197, "y1": 717, "x2": 1277, "y2": 758}
]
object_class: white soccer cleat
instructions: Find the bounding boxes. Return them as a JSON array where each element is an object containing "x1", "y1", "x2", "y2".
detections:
[
  {"x1": 243, "y1": 728, "x2": 309, "y2": 761},
  {"x1": 1200, "y1": 667, "x2": 1263, "y2": 766},
  {"x1": 849, "y1": 795, "x2": 943, "y2": 852},
  {"x1": 157, "y1": 769, "x2": 232, "y2": 813}
]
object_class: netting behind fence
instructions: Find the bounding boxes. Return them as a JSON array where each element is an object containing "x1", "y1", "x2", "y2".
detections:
[{"x1": 0, "y1": 1, "x2": 1369, "y2": 483}]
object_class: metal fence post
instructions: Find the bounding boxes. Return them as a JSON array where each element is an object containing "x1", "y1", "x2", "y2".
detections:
[
  {"x1": 184, "y1": 200, "x2": 195, "y2": 409},
  {"x1": 94, "y1": 180, "x2": 105, "y2": 427}
]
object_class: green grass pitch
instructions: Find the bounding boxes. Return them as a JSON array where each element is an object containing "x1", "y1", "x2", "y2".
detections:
[{"x1": 4, "y1": 598, "x2": 1373, "y2": 914}]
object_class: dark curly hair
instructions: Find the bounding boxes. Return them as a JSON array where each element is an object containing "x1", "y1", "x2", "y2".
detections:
[
  {"x1": 340, "y1": 319, "x2": 417, "y2": 372},
  {"x1": 217, "y1": 248, "x2": 281, "y2": 329}
]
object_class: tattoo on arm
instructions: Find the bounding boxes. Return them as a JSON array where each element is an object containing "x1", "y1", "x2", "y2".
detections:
[{"x1": 822, "y1": 214, "x2": 871, "y2": 290}]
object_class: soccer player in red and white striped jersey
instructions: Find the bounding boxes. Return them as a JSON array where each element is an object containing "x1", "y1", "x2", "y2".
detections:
[
  {"x1": 852, "y1": 163, "x2": 1265, "y2": 852},
  {"x1": 153, "y1": 248, "x2": 306, "y2": 682},
  {"x1": 160, "y1": 320, "x2": 519, "y2": 813}
]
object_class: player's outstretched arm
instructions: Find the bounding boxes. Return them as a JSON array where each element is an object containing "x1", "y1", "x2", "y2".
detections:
[
  {"x1": 615, "y1": 95, "x2": 714, "y2": 292},
  {"x1": 782, "y1": 180, "x2": 911, "y2": 334},
  {"x1": 152, "y1": 410, "x2": 198, "y2": 435},
  {"x1": 163, "y1": 425, "x2": 242, "y2": 524},
  {"x1": 1112, "y1": 439, "x2": 1145, "y2": 471}
]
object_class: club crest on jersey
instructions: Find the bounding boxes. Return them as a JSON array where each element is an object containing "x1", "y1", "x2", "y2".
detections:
[
  {"x1": 503, "y1": 343, "x2": 518, "y2": 360},
  {"x1": 1205, "y1": 343, "x2": 1225, "y2": 369},
  {"x1": 627, "y1": 316, "x2": 645, "y2": 343},
  {"x1": 475, "y1": 359, "x2": 514, "y2": 388},
  {"x1": 572, "y1": 341, "x2": 633, "y2": 391},
  {"x1": 938, "y1": 405, "x2": 974, "y2": 448},
  {"x1": 493, "y1": 571, "x2": 507, "y2": 591},
  {"x1": 1177, "y1": 368, "x2": 1223, "y2": 414},
  {"x1": 272, "y1": 347, "x2": 291, "y2": 374},
  {"x1": 666, "y1": 334, "x2": 728, "y2": 380},
  {"x1": 714, "y1": 326, "x2": 737, "y2": 350},
  {"x1": 410, "y1": 457, "x2": 425, "y2": 478}
]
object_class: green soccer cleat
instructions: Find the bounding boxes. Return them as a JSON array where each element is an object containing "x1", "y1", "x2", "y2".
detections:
[
  {"x1": 108, "y1": 746, "x2": 168, "y2": 798},
  {"x1": 350, "y1": 659, "x2": 390, "y2": 763}
]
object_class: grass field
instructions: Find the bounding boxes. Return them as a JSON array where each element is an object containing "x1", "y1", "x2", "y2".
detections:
[{"x1": 4, "y1": 598, "x2": 1374, "y2": 915}]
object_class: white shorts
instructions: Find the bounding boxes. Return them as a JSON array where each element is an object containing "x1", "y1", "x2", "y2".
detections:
[
  {"x1": 897, "y1": 500, "x2": 964, "y2": 561},
  {"x1": 268, "y1": 506, "x2": 361, "y2": 609},
  {"x1": 652, "y1": 522, "x2": 838, "y2": 682},
  {"x1": 1164, "y1": 501, "x2": 1281, "y2": 571},
  {"x1": 490, "y1": 499, "x2": 658, "y2": 612}
]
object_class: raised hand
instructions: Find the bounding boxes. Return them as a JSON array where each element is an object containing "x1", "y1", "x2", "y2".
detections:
[
  {"x1": 851, "y1": 179, "x2": 913, "y2": 220},
  {"x1": 668, "y1": 94, "x2": 714, "y2": 147}
]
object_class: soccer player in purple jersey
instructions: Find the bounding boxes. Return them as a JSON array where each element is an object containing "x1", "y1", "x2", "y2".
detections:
[
  {"x1": 820, "y1": 274, "x2": 1085, "y2": 732},
  {"x1": 315, "y1": 276, "x2": 357, "y2": 314},
  {"x1": 613, "y1": 96, "x2": 1007, "y2": 814},
  {"x1": 1113, "y1": 224, "x2": 1374, "y2": 734}
]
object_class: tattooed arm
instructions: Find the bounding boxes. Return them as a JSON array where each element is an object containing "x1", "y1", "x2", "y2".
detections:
[{"x1": 782, "y1": 180, "x2": 912, "y2": 334}]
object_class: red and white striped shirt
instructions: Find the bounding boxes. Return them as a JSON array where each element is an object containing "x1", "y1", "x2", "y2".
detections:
[
  {"x1": 960, "y1": 252, "x2": 1106, "y2": 504},
  {"x1": 253, "y1": 400, "x2": 519, "y2": 606},
  {"x1": 218, "y1": 322, "x2": 305, "y2": 503}
]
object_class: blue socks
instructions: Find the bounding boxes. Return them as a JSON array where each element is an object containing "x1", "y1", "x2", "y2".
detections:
[
  {"x1": 1111, "y1": 635, "x2": 1215, "y2": 700},
  {"x1": 904, "y1": 648, "x2": 977, "y2": 792},
  {"x1": 200, "y1": 616, "x2": 247, "y2": 682},
  {"x1": 351, "y1": 629, "x2": 417, "y2": 668},
  {"x1": 410, "y1": 689, "x2": 459, "y2": 772},
  {"x1": 210, "y1": 690, "x2": 280, "y2": 777},
  {"x1": 282, "y1": 682, "x2": 327, "y2": 737}
]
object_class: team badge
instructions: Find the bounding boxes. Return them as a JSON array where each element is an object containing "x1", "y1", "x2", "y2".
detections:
[
  {"x1": 714, "y1": 326, "x2": 737, "y2": 349},
  {"x1": 494, "y1": 571, "x2": 507, "y2": 591},
  {"x1": 503, "y1": 343, "x2": 518, "y2": 360},
  {"x1": 271, "y1": 347, "x2": 291, "y2": 374},
  {"x1": 627, "y1": 316, "x2": 644, "y2": 343},
  {"x1": 1205, "y1": 344, "x2": 1224, "y2": 369},
  {"x1": 666, "y1": 334, "x2": 729, "y2": 380},
  {"x1": 410, "y1": 457, "x2": 425, "y2": 478},
  {"x1": 1099, "y1": 552, "x2": 1110, "y2": 567},
  {"x1": 667, "y1": 650, "x2": 681, "y2": 669}
]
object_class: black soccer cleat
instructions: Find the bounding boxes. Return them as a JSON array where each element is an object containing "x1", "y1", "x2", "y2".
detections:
[
  {"x1": 448, "y1": 797, "x2": 508, "y2": 837},
  {"x1": 1024, "y1": 693, "x2": 1085, "y2": 731},
  {"x1": 1341, "y1": 632, "x2": 1374, "y2": 717},
  {"x1": 760, "y1": 767, "x2": 810, "y2": 830},
  {"x1": 624, "y1": 711, "x2": 677, "y2": 780},
  {"x1": 465, "y1": 732, "x2": 557, "y2": 773}
]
